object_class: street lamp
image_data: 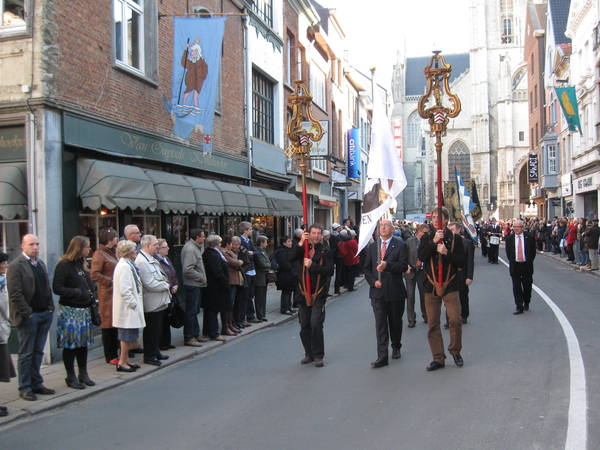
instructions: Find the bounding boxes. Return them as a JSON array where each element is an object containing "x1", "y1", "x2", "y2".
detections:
[
  {"x1": 417, "y1": 51, "x2": 461, "y2": 295},
  {"x1": 285, "y1": 80, "x2": 324, "y2": 305}
]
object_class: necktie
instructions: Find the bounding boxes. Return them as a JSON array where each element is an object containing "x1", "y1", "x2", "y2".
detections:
[
  {"x1": 517, "y1": 235, "x2": 524, "y2": 262},
  {"x1": 309, "y1": 246, "x2": 315, "y2": 259},
  {"x1": 381, "y1": 240, "x2": 387, "y2": 260}
]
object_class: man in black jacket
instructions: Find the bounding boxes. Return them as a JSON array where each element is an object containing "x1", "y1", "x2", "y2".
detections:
[
  {"x1": 505, "y1": 219, "x2": 536, "y2": 314},
  {"x1": 289, "y1": 224, "x2": 334, "y2": 368},
  {"x1": 448, "y1": 222, "x2": 474, "y2": 324},
  {"x1": 364, "y1": 219, "x2": 409, "y2": 367},
  {"x1": 419, "y1": 208, "x2": 466, "y2": 372}
]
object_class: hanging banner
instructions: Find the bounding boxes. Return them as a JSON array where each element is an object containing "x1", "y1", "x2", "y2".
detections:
[
  {"x1": 347, "y1": 128, "x2": 360, "y2": 178},
  {"x1": 170, "y1": 16, "x2": 226, "y2": 151},
  {"x1": 528, "y1": 153, "x2": 539, "y2": 184},
  {"x1": 554, "y1": 87, "x2": 582, "y2": 134}
]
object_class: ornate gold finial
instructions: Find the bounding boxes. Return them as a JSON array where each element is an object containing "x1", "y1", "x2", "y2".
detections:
[{"x1": 285, "y1": 81, "x2": 324, "y2": 158}]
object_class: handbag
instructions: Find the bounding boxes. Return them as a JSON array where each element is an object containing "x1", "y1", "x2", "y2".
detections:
[
  {"x1": 266, "y1": 270, "x2": 277, "y2": 283},
  {"x1": 78, "y1": 269, "x2": 102, "y2": 326},
  {"x1": 167, "y1": 293, "x2": 186, "y2": 329}
]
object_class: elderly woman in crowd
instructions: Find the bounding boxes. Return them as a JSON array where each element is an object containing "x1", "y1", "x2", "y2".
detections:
[
  {"x1": 156, "y1": 239, "x2": 179, "y2": 350},
  {"x1": 52, "y1": 236, "x2": 96, "y2": 389},
  {"x1": 201, "y1": 234, "x2": 230, "y2": 341},
  {"x1": 90, "y1": 228, "x2": 119, "y2": 364},
  {"x1": 112, "y1": 240, "x2": 145, "y2": 372},
  {"x1": 0, "y1": 252, "x2": 16, "y2": 416},
  {"x1": 275, "y1": 235, "x2": 299, "y2": 315},
  {"x1": 253, "y1": 235, "x2": 272, "y2": 322},
  {"x1": 221, "y1": 235, "x2": 244, "y2": 336}
]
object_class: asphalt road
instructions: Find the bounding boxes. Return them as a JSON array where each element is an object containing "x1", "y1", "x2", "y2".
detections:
[{"x1": 1, "y1": 249, "x2": 598, "y2": 450}]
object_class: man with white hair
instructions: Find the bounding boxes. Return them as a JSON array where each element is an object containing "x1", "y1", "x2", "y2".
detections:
[{"x1": 505, "y1": 220, "x2": 536, "y2": 314}]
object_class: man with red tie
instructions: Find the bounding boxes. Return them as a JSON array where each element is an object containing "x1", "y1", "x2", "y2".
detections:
[
  {"x1": 364, "y1": 219, "x2": 409, "y2": 368},
  {"x1": 505, "y1": 220, "x2": 536, "y2": 315}
]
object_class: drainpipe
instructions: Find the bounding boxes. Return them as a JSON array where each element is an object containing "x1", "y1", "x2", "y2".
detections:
[{"x1": 243, "y1": 10, "x2": 252, "y2": 182}]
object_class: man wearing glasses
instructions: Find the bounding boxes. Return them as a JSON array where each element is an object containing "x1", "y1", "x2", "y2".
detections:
[{"x1": 505, "y1": 220, "x2": 536, "y2": 315}]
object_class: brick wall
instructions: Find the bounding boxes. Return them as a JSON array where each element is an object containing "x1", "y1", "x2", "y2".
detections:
[{"x1": 50, "y1": 0, "x2": 246, "y2": 159}]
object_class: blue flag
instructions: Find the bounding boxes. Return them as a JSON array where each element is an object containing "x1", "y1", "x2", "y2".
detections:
[
  {"x1": 455, "y1": 166, "x2": 478, "y2": 244},
  {"x1": 171, "y1": 16, "x2": 226, "y2": 151}
]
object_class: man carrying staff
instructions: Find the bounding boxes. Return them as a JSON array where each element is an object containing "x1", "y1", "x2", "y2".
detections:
[
  {"x1": 418, "y1": 207, "x2": 466, "y2": 371},
  {"x1": 289, "y1": 224, "x2": 334, "y2": 368}
]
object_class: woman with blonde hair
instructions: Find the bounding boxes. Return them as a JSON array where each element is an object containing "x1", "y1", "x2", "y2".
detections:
[
  {"x1": 112, "y1": 240, "x2": 146, "y2": 372},
  {"x1": 52, "y1": 236, "x2": 96, "y2": 389}
]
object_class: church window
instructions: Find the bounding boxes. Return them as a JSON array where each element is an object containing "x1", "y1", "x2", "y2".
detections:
[
  {"x1": 448, "y1": 140, "x2": 471, "y2": 180},
  {"x1": 406, "y1": 111, "x2": 422, "y2": 148}
]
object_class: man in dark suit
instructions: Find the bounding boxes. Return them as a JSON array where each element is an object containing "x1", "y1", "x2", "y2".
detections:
[
  {"x1": 448, "y1": 222, "x2": 474, "y2": 324},
  {"x1": 7, "y1": 234, "x2": 55, "y2": 401},
  {"x1": 364, "y1": 219, "x2": 409, "y2": 368},
  {"x1": 419, "y1": 207, "x2": 466, "y2": 371},
  {"x1": 403, "y1": 223, "x2": 429, "y2": 327},
  {"x1": 487, "y1": 218, "x2": 501, "y2": 264},
  {"x1": 505, "y1": 219, "x2": 536, "y2": 314},
  {"x1": 289, "y1": 224, "x2": 334, "y2": 368}
]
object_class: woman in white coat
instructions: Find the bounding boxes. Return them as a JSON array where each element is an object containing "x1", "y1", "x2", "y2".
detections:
[{"x1": 112, "y1": 240, "x2": 146, "y2": 372}]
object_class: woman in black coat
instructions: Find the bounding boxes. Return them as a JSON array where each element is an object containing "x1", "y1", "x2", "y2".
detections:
[
  {"x1": 201, "y1": 234, "x2": 230, "y2": 341},
  {"x1": 275, "y1": 235, "x2": 299, "y2": 315},
  {"x1": 53, "y1": 236, "x2": 96, "y2": 389}
]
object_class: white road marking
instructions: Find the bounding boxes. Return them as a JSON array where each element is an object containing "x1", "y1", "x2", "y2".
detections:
[{"x1": 499, "y1": 257, "x2": 587, "y2": 450}]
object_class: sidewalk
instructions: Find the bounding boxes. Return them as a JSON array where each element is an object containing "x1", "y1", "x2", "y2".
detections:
[
  {"x1": 0, "y1": 276, "x2": 364, "y2": 426},
  {"x1": 536, "y1": 247, "x2": 600, "y2": 279}
]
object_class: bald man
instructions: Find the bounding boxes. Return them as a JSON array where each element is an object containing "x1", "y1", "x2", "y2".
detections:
[{"x1": 7, "y1": 234, "x2": 55, "y2": 401}]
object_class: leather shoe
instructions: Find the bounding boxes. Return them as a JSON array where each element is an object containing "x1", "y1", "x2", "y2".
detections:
[
  {"x1": 513, "y1": 309, "x2": 524, "y2": 315},
  {"x1": 392, "y1": 349, "x2": 401, "y2": 359},
  {"x1": 408, "y1": 321, "x2": 416, "y2": 328},
  {"x1": 196, "y1": 335, "x2": 209, "y2": 342},
  {"x1": 33, "y1": 386, "x2": 55, "y2": 395},
  {"x1": 523, "y1": 304, "x2": 530, "y2": 311},
  {"x1": 371, "y1": 358, "x2": 388, "y2": 368},
  {"x1": 443, "y1": 322, "x2": 449, "y2": 329},
  {"x1": 19, "y1": 391, "x2": 37, "y2": 401},
  {"x1": 116, "y1": 364, "x2": 136, "y2": 373},
  {"x1": 156, "y1": 354, "x2": 169, "y2": 360},
  {"x1": 452, "y1": 353, "x2": 464, "y2": 367},
  {"x1": 301, "y1": 356, "x2": 314, "y2": 364},
  {"x1": 462, "y1": 317, "x2": 468, "y2": 324},
  {"x1": 313, "y1": 359, "x2": 324, "y2": 367},
  {"x1": 144, "y1": 358, "x2": 162, "y2": 366},
  {"x1": 426, "y1": 361, "x2": 445, "y2": 371},
  {"x1": 185, "y1": 339, "x2": 203, "y2": 347},
  {"x1": 127, "y1": 363, "x2": 141, "y2": 369}
]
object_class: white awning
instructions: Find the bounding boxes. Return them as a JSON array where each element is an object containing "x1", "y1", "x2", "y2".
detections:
[
  {"x1": 0, "y1": 162, "x2": 27, "y2": 219},
  {"x1": 259, "y1": 188, "x2": 303, "y2": 217},
  {"x1": 212, "y1": 181, "x2": 248, "y2": 215},
  {"x1": 77, "y1": 159, "x2": 157, "y2": 211},
  {"x1": 143, "y1": 169, "x2": 196, "y2": 214},
  {"x1": 238, "y1": 185, "x2": 270, "y2": 216},
  {"x1": 183, "y1": 176, "x2": 225, "y2": 215}
]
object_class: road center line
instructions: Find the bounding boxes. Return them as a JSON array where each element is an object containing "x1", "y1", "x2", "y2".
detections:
[{"x1": 499, "y1": 257, "x2": 587, "y2": 450}]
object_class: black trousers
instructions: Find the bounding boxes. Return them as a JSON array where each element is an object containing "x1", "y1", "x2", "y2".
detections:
[
  {"x1": 101, "y1": 327, "x2": 120, "y2": 362},
  {"x1": 371, "y1": 298, "x2": 404, "y2": 361},
  {"x1": 458, "y1": 281, "x2": 470, "y2": 320},
  {"x1": 297, "y1": 301, "x2": 326, "y2": 360},
  {"x1": 511, "y1": 263, "x2": 533, "y2": 310},
  {"x1": 143, "y1": 309, "x2": 165, "y2": 361},
  {"x1": 488, "y1": 244, "x2": 499, "y2": 262}
]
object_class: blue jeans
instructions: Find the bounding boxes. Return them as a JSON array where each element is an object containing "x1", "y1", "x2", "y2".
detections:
[
  {"x1": 17, "y1": 310, "x2": 53, "y2": 392},
  {"x1": 184, "y1": 285, "x2": 202, "y2": 342}
]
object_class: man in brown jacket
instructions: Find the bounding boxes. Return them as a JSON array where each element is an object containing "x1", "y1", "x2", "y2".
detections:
[{"x1": 7, "y1": 234, "x2": 55, "y2": 401}]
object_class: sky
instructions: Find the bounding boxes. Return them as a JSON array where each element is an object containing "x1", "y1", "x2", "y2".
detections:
[{"x1": 325, "y1": 0, "x2": 471, "y2": 89}]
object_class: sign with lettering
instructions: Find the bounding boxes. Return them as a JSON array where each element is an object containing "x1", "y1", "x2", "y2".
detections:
[
  {"x1": 63, "y1": 113, "x2": 248, "y2": 178},
  {"x1": 303, "y1": 120, "x2": 329, "y2": 157},
  {"x1": 347, "y1": 128, "x2": 360, "y2": 178},
  {"x1": 528, "y1": 153, "x2": 538, "y2": 184},
  {"x1": 0, "y1": 126, "x2": 26, "y2": 162}
]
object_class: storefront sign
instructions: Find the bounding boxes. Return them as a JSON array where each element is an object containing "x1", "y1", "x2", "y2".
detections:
[
  {"x1": 0, "y1": 126, "x2": 26, "y2": 162},
  {"x1": 347, "y1": 128, "x2": 360, "y2": 178},
  {"x1": 528, "y1": 153, "x2": 538, "y2": 184},
  {"x1": 561, "y1": 173, "x2": 572, "y2": 196},
  {"x1": 303, "y1": 120, "x2": 329, "y2": 157},
  {"x1": 63, "y1": 114, "x2": 248, "y2": 178},
  {"x1": 573, "y1": 173, "x2": 598, "y2": 194}
]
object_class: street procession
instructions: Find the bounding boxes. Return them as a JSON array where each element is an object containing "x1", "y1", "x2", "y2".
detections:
[{"x1": 0, "y1": 1, "x2": 598, "y2": 449}]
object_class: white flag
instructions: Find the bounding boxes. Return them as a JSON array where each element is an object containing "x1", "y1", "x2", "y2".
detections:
[{"x1": 356, "y1": 91, "x2": 407, "y2": 255}]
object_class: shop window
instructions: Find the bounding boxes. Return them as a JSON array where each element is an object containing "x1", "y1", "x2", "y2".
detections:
[
  {"x1": 79, "y1": 208, "x2": 118, "y2": 254},
  {"x1": 169, "y1": 215, "x2": 188, "y2": 246},
  {"x1": 225, "y1": 216, "x2": 241, "y2": 237},
  {"x1": 131, "y1": 209, "x2": 160, "y2": 237},
  {"x1": 199, "y1": 216, "x2": 219, "y2": 236},
  {"x1": 0, "y1": 219, "x2": 28, "y2": 262}
]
